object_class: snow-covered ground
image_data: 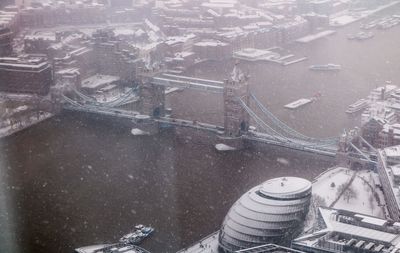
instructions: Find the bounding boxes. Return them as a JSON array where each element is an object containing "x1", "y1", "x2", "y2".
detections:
[
  {"x1": 313, "y1": 167, "x2": 353, "y2": 206},
  {"x1": 312, "y1": 167, "x2": 386, "y2": 218},
  {"x1": 334, "y1": 170, "x2": 385, "y2": 217}
]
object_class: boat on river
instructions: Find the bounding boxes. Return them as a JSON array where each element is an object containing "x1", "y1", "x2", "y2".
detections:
[
  {"x1": 309, "y1": 64, "x2": 341, "y2": 71},
  {"x1": 284, "y1": 98, "x2": 313, "y2": 109},
  {"x1": 119, "y1": 224, "x2": 154, "y2": 244}
]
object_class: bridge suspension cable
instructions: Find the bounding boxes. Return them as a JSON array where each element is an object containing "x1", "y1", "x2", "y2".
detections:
[
  {"x1": 250, "y1": 93, "x2": 338, "y2": 143},
  {"x1": 238, "y1": 98, "x2": 290, "y2": 141},
  {"x1": 239, "y1": 97, "x2": 338, "y2": 149}
]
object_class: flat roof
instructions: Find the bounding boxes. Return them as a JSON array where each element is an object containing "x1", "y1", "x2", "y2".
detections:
[
  {"x1": 355, "y1": 214, "x2": 387, "y2": 226},
  {"x1": 260, "y1": 177, "x2": 311, "y2": 198},
  {"x1": 82, "y1": 74, "x2": 120, "y2": 89},
  {"x1": 385, "y1": 146, "x2": 400, "y2": 158},
  {"x1": 332, "y1": 222, "x2": 396, "y2": 243}
]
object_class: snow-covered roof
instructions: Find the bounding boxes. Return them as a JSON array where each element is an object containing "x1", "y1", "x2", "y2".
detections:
[
  {"x1": 194, "y1": 40, "x2": 227, "y2": 47},
  {"x1": 294, "y1": 207, "x2": 400, "y2": 250},
  {"x1": 354, "y1": 214, "x2": 387, "y2": 226},
  {"x1": 220, "y1": 176, "x2": 311, "y2": 251},
  {"x1": 391, "y1": 165, "x2": 400, "y2": 177},
  {"x1": 385, "y1": 145, "x2": 400, "y2": 158},
  {"x1": 332, "y1": 222, "x2": 396, "y2": 243},
  {"x1": 260, "y1": 177, "x2": 312, "y2": 199},
  {"x1": 81, "y1": 74, "x2": 120, "y2": 89}
]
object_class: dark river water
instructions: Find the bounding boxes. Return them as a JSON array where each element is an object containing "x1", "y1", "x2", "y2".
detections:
[{"x1": 1, "y1": 7, "x2": 400, "y2": 253}]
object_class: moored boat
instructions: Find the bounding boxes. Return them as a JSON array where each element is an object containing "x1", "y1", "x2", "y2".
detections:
[
  {"x1": 119, "y1": 224, "x2": 154, "y2": 244},
  {"x1": 346, "y1": 99, "x2": 370, "y2": 114}
]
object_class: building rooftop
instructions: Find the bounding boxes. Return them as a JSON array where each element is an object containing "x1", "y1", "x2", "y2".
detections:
[
  {"x1": 260, "y1": 177, "x2": 312, "y2": 199},
  {"x1": 385, "y1": 146, "x2": 400, "y2": 158},
  {"x1": 293, "y1": 207, "x2": 400, "y2": 253},
  {"x1": 0, "y1": 55, "x2": 49, "y2": 69},
  {"x1": 81, "y1": 74, "x2": 120, "y2": 90},
  {"x1": 391, "y1": 165, "x2": 400, "y2": 177}
]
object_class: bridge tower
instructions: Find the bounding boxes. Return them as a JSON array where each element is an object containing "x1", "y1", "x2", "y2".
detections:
[
  {"x1": 336, "y1": 131, "x2": 351, "y2": 167},
  {"x1": 134, "y1": 70, "x2": 165, "y2": 135},
  {"x1": 336, "y1": 128, "x2": 374, "y2": 170},
  {"x1": 139, "y1": 74, "x2": 165, "y2": 118},
  {"x1": 220, "y1": 64, "x2": 250, "y2": 149}
]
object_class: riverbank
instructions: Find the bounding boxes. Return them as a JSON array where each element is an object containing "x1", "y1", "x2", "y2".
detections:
[{"x1": 0, "y1": 111, "x2": 53, "y2": 138}]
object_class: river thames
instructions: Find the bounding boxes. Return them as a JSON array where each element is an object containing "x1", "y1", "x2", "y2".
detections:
[{"x1": 1, "y1": 7, "x2": 400, "y2": 253}]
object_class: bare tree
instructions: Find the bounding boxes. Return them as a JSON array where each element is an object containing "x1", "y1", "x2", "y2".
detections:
[
  {"x1": 343, "y1": 185, "x2": 358, "y2": 203},
  {"x1": 336, "y1": 183, "x2": 358, "y2": 203}
]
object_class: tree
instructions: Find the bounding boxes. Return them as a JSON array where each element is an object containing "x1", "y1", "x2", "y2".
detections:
[
  {"x1": 343, "y1": 185, "x2": 358, "y2": 203},
  {"x1": 336, "y1": 184, "x2": 358, "y2": 203},
  {"x1": 313, "y1": 194, "x2": 327, "y2": 208}
]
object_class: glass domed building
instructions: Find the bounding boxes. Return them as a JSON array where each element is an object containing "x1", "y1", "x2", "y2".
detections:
[{"x1": 218, "y1": 177, "x2": 312, "y2": 252}]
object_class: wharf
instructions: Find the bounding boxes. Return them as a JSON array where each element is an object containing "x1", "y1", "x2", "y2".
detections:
[{"x1": 0, "y1": 112, "x2": 53, "y2": 138}]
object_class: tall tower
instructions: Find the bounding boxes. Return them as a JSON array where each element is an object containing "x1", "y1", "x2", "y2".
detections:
[{"x1": 223, "y1": 63, "x2": 250, "y2": 137}]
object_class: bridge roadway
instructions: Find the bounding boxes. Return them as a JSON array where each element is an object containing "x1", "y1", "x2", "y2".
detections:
[
  {"x1": 63, "y1": 103, "x2": 338, "y2": 157},
  {"x1": 63, "y1": 103, "x2": 140, "y2": 119},
  {"x1": 63, "y1": 102, "x2": 225, "y2": 134},
  {"x1": 245, "y1": 130, "x2": 337, "y2": 157}
]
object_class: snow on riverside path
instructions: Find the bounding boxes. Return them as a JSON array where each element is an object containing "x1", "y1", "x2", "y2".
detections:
[{"x1": 312, "y1": 168, "x2": 386, "y2": 218}]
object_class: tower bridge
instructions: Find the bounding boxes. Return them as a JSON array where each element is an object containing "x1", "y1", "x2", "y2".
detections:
[{"x1": 60, "y1": 66, "x2": 376, "y2": 166}]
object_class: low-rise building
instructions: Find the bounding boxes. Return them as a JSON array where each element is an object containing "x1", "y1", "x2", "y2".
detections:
[
  {"x1": 0, "y1": 55, "x2": 52, "y2": 95},
  {"x1": 293, "y1": 207, "x2": 400, "y2": 253},
  {"x1": 384, "y1": 145, "x2": 400, "y2": 165},
  {"x1": 377, "y1": 150, "x2": 400, "y2": 221},
  {"x1": 193, "y1": 40, "x2": 231, "y2": 60},
  {"x1": 377, "y1": 124, "x2": 400, "y2": 148}
]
